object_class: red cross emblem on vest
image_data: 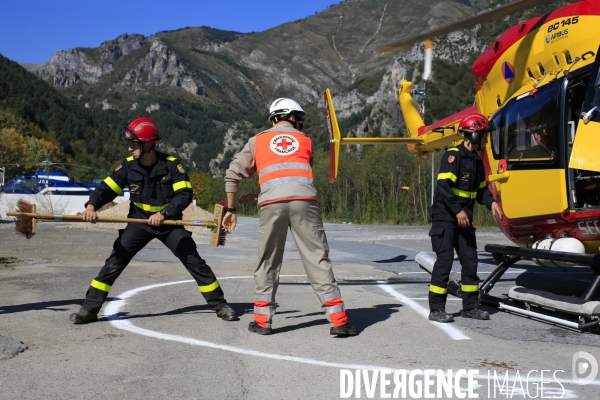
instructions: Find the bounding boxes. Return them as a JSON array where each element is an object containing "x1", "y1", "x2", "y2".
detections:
[
  {"x1": 270, "y1": 134, "x2": 299, "y2": 155},
  {"x1": 276, "y1": 138, "x2": 293, "y2": 150}
]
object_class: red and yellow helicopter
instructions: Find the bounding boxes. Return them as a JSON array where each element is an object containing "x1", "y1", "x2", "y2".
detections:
[{"x1": 324, "y1": 0, "x2": 600, "y2": 330}]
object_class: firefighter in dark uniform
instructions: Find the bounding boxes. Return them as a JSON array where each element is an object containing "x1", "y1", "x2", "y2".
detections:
[
  {"x1": 70, "y1": 117, "x2": 238, "y2": 324},
  {"x1": 428, "y1": 113, "x2": 503, "y2": 323}
]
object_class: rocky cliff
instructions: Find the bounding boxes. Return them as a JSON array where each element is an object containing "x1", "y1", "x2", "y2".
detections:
[{"x1": 38, "y1": 34, "x2": 206, "y2": 97}]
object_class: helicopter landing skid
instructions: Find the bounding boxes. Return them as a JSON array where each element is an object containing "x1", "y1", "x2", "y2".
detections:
[
  {"x1": 414, "y1": 248, "x2": 600, "y2": 332},
  {"x1": 481, "y1": 245, "x2": 600, "y2": 332}
]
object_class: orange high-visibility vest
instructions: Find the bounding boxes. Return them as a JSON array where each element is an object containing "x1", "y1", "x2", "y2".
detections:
[{"x1": 254, "y1": 129, "x2": 317, "y2": 204}]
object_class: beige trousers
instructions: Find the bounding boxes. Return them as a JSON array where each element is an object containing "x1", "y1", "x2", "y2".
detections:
[{"x1": 255, "y1": 200, "x2": 341, "y2": 327}]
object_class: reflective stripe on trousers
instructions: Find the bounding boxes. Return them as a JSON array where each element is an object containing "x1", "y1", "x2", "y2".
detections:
[
  {"x1": 429, "y1": 284, "x2": 447, "y2": 295},
  {"x1": 254, "y1": 300, "x2": 270, "y2": 328},
  {"x1": 199, "y1": 280, "x2": 220, "y2": 293},
  {"x1": 91, "y1": 279, "x2": 111, "y2": 293},
  {"x1": 461, "y1": 284, "x2": 479, "y2": 292},
  {"x1": 323, "y1": 291, "x2": 348, "y2": 327}
]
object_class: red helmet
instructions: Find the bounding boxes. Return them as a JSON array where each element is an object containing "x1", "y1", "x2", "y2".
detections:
[
  {"x1": 458, "y1": 113, "x2": 488, "y2": 145},
  {"x1": 122, "y1": 117, "x2": 161, "y2": 144}
]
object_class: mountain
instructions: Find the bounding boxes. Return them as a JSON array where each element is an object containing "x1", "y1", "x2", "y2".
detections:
[
  {"x1": 17, "y1": 0, "x2": 572, "y2": 176},
  {"x1": 0, "y1": 54, "x2": 127, "y2": 179}
]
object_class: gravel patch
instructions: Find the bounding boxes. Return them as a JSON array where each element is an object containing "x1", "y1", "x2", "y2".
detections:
[{"x1": 0, "y1": 336, "x2": 28, "y2": 360}]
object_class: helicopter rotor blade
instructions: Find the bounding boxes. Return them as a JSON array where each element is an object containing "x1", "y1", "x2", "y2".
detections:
[
  {"x1": 380, "y1": 0, "x2": 549, "y2": 52},
  {"x1": 49, "y1": 165, "x2": 72, "y2": 173},
  {"x1": 422, "y1": 39, "x2": 433, "y2": 82},
  {"x1": 34, "y1": 161, "x2": 93, "y2": 170},
  {"x1": 60, "y1": 163, "x2": 94, "y2": 170}
]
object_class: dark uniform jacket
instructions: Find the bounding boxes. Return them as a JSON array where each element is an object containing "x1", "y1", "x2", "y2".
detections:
[
  {"x1": 431, "y1": 143, "x2": 494, "y2": 224},
  {"x1": 87, "y1": 151, "x2": 193, "y2": 233}
]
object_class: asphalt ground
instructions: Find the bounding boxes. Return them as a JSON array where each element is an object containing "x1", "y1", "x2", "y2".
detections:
[{"x1": 1, "y1": 217, "x2": 599, "y2": 399}]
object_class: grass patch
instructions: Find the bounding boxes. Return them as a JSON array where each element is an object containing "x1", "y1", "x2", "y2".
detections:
[{"x1": 0, "y1": 257, "x2": 21, "y2": 270}]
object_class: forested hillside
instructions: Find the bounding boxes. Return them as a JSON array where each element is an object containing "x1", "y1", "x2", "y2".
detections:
[{"x1": 0, "y1": 54, "x2": 127, "y2": 180}]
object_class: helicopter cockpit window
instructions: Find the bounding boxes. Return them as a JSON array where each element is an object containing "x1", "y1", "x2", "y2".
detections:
[
  {"x1": 9, "y1": 177, "x2": 39, "y2": 194},
  {"x1": 489, "y1": 114, "x2": 502, "y2": 160},
  {"x1": 505, "y1": 86, "x2": 559, "y2": 162}
]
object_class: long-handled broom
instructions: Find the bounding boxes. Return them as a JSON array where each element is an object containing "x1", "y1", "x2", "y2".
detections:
[{"x1": 7, "y1": 199, "x2": 227, "y2": 247}]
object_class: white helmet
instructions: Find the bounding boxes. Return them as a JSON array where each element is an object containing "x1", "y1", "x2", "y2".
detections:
[{"x1": 269, "y1": 98, "x2": 305, "y2": 121}]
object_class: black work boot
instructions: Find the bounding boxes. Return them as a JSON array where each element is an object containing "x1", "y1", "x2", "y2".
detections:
[
  {"x1": 248, "y1": 321, "x2": 273, "y2": 335},
  {"x1": 461, "y1": 308, "x2": 489, "y2": 320},
  {"x1": 330, "y1": 323, "x2": 358, "y2": 336},
  {"x1": 428, "y1": 309, "x2": 455, "y2": 323},
  {"x1": 215, "y1": 304, "x2": 239, "y2": 321},
  {"x1": 69, "y1": 307, "x2": 98, "y2": 324}
]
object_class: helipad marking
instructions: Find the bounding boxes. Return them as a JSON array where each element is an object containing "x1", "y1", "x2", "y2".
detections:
[
  {"x1": 102, "y1": 276, "x2": 600, "y2": 389},
  {"x1": 379, "y1": 284, "x2": 471, "y2": 341},
  {"x1": 103, "y1": 276, "x2": 391, "y2": 371}
]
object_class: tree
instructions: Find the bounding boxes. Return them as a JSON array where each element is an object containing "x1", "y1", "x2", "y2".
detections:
[
  {"x1": 25, "y1": 137, "x2": 61, "y2": 163},
  {"x1": 189, "y1": 171, "x2": 211, "y2": 204},
  {"x1": 0, "y1": 127, "x2": 26, "y2": 165}
]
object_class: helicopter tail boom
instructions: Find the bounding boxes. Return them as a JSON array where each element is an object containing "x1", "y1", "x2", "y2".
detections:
[
  {"x1": 324, "y1": 88, "x2": 424, "y2": 182},
  {"x1": 398, "y1": 79, "x2": 425, "y2": 140},
  {"x1": 398, "y1": 79, "x2": 478, "y2": 155}
]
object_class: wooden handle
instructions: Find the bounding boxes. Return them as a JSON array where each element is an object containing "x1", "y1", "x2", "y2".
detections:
[{"x1": 6, "y1": 212, "x2": 216, "y2": 228}]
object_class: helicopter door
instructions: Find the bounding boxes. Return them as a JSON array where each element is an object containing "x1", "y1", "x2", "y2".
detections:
[
  {"x1": 496, "y1": 84, "x2": 566, "y2": 219},
  {"x1": 569, "y1": 48, "x2": 600, "y2": 173}
]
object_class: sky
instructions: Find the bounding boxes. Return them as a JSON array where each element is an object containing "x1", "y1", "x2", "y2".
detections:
[{"x1": 1, "y1": 0, "x2": 342, "y2": 64}]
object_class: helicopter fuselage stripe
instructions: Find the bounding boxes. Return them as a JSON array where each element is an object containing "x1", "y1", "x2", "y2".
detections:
[{"x1": 472, "y1": 2, "x2": 600, "y2": 88}]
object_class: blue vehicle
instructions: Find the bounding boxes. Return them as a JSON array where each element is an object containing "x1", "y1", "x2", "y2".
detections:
[{"x1": 1, "y1": 171, "x2": 101, "y2": 195}]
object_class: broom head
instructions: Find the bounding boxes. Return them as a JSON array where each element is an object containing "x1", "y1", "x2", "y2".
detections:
[
  {"x1": 15, "y1": 199, "x2": 36, "y2": 239},
  {"x1": 209, "y1": 204, "x2": 226, "y2": 247}
]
